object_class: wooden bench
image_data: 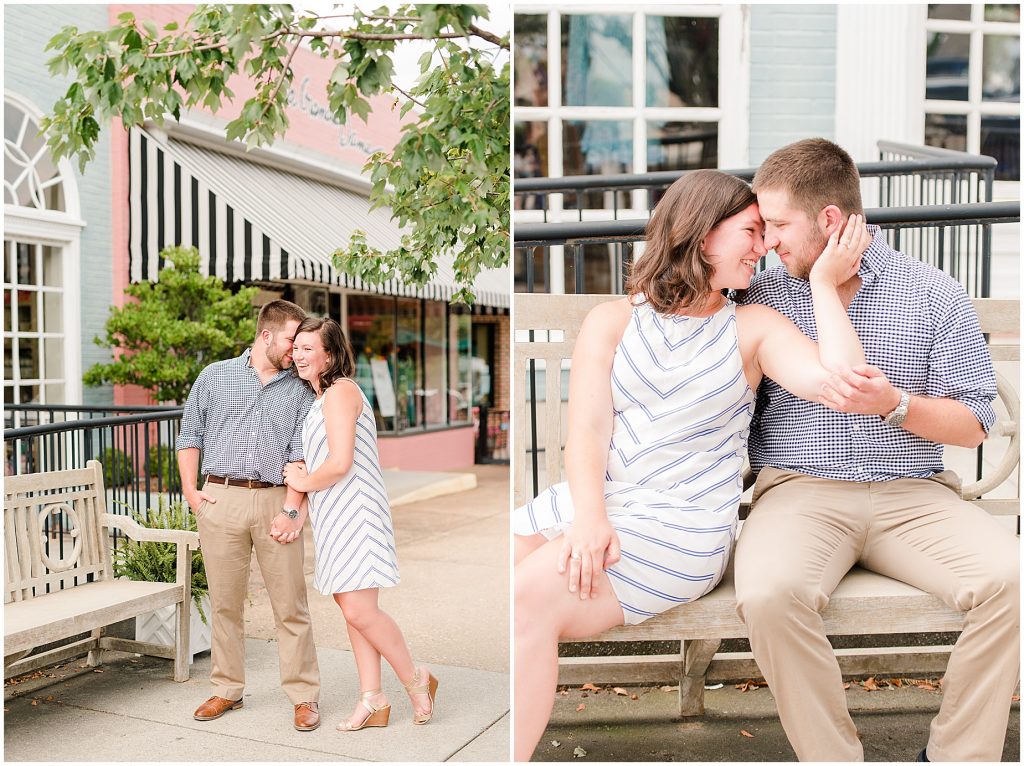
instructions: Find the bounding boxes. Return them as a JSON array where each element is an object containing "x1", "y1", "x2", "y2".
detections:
[
  {"x1": 515, "y1": 294, "x2": 1020, "y2": 715},
  {"x1": 4, "y1": 459, "x2": 201, "y2": 682}
]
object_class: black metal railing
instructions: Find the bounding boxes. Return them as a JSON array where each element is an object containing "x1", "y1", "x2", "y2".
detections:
[
  {"x1": 5, "y1": 404, "x2": 186, "y2": 514},
  {"x1": 514, "y1": 143, "x2": 1001, "y2": 297}
]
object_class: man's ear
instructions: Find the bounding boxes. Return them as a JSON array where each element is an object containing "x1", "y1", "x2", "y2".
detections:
[
  {"x1": 260, "y1": 328, "x2": 273, "y2": 346},
  {"x1": 819, "y1": 205, "x2": 845, "y2": 236}
]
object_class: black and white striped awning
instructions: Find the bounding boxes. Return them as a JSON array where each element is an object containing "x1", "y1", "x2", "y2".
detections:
[{"x1": 128, "y1": 129, "x2": 508, "y2": 307}]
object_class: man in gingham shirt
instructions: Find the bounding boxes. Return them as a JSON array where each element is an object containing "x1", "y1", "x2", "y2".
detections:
[
  {"x1": 177, "y1": 299, "x2": 321, "y2": 731},
  {"x1": 735, "y1": 139, "x2": 1018, "y2": 762}
]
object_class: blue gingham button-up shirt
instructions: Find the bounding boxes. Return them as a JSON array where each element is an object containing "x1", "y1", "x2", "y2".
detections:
[
  {"x1": 742, "y1": 226, "x2": 996, "y2": 482},
  {"x1": 176, "y1": 349, "x2": 315, "y2": 483}
]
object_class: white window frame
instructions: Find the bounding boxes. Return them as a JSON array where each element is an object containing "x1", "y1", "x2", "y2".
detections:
[
  {"x1": 923, "y1": 3, "x2": 1020, "y2": 196},
  {"x1": 514, "y1": 3, "x2": 749, "y2": 223},
  {"x1": 4, "y1": 91, "x2": 84, "y2": 413}
]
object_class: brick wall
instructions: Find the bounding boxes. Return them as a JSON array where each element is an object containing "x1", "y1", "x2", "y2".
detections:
[{"x1": 473, "y1": 314, "x2": 510, "y2": 412}]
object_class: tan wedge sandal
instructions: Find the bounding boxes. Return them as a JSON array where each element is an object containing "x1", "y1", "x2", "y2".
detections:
[
  {"x1": 403, "y1": 668, "x2": 439, "y2": 725},
  {"x1": 336, "y1": 689, "x2": 391, "y2": 732}
]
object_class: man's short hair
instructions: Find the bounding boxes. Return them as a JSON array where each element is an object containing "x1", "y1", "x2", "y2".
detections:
[
  {"x1": 256, "y1": 299, "x2": 306, "y2": 335},
  {"x1": 752, "y1": 138, "x2": 864, "y2": 220}
]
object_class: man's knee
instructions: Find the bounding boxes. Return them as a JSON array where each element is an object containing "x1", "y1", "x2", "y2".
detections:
[
  {"x1": 735, "y1": 573, "x2": 828, "y2": 628},
  {"x1": 960, "y1": 554, "x2": 1020, "y2": 614}
]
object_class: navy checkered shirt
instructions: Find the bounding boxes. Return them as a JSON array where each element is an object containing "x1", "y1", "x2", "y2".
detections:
[
  {"x1": 176, "y1": 348, "x2": 315, "y2": 483},
  {"x1": 742, "y1": 225, "x2": 996, "y2": 482}
]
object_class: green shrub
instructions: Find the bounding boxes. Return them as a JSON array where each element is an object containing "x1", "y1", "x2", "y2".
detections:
[
  {"x1": 100, "y1": 447, "x2": 134, "y2": 487},
  {"x1": 112, "y1": 499, "x2": 208, "y2": 623}
]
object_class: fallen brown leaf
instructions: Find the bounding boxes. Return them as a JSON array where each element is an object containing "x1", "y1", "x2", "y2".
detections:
[
  {"x1": 889, "y1": 678, "x2": 902, "y2": 688},
  {"x1": 576, "y1": 703, "x2": 586, "y2": 712},
  {"x1": 580, "y1": 683, "x2": 600, "y2": 692},
  {"x1": 630, "y1": 693, "x2": 639, "y2": 700},
  {"x1": 612, "y1": 687, "x2": 629, "y2": 696},
  {"x1": 842, "y1": 682, "x2": 851, "y2": 690},
  {"x1": 1012, "y1": 694, "x2": 1020, "y2": 702},
  {"x1": 740, "y1": 730, "x2": 754, "y2": 738},
  {"x1": 30, "y1": 700, "x2": 38, "y2": 706},
  {"x1": 915, "y1": 680, "x2": 937, "y2": 691},
  {"x1": 735, "y1": 679, "x2": 766, "y2": 693},
  {"x1": 862, "y1": 677, "x2": 880, "y2": 691},
  {"x1": 660, "y1": 685, "x2": 679, "y2": 692}
]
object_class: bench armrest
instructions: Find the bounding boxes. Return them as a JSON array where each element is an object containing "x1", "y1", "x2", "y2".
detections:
[{"x1": 101, "y1": 513, "x2": 201, "y2": 547}]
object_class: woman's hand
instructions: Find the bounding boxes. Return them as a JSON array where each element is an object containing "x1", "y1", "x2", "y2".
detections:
[
  {"x1": 810, "y1": 213, "x2": 870, "y2": 287},
  {"x1": 282, "y1": 460, "x2": 308, "y2": 493},
  {"x1": 557, "y1": 516, "x2": 622, "y2": 600}
]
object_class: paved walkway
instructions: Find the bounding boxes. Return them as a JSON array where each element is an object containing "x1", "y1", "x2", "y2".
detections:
[{"x1": 3, "y1": 465, "x2": 509, "y2": 762}]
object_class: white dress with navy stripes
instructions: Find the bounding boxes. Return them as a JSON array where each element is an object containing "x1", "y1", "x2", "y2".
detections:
[
  {"x1": 303, "y1": 381, "x2": 400, "y2": 595},
  {"x1": 514, "y1": 299, "x2": 754, "y2": 625}
]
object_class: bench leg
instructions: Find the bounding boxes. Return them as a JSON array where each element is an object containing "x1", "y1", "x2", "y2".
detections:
[
  {"x1": 86, "y1": 628, "x2": 103, "y2": 668},
  {"x1": 174, "y1": 598, "x2": 190, "y2": 682},
  {"x1": 678, "y1": 639, "x2": 721, "y2": 717}
]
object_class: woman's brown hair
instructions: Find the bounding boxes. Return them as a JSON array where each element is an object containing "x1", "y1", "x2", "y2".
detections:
[
  {"x1": 293, "y1": 317, "x2": 356, "y2": 393},
  {"x1": 627, "y1": 169, "x2": 756, "y2": 314}
]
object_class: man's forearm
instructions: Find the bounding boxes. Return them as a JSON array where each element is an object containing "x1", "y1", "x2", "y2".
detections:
[
  {"x1": 177, "y1": 448, "x2": 202, "y2": 506},
  {"x1": 900, "y1": 395, "x2": 987, "y2": 449}
]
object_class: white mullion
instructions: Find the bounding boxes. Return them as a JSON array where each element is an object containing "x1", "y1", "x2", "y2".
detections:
[
  {"x1": 968, "y1": 6, "x2": 985, "y2": 155},
  {"x1": 547, "y1": 9, "x2": 565, "y2": 292},
  {"x1": 632, "y1": 10, "x2": 645, "y2": 211},
  {"x1": 34, "y1": 243, "x2": 44, "y2": 387}
]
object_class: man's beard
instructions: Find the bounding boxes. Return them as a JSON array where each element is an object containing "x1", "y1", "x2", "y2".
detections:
[
  {"x1": 791, "y1": 226, "x2": 829, "y2": 281},
  {"x1": 266, "y1": 342, "x2": 291, "y2": 371}
]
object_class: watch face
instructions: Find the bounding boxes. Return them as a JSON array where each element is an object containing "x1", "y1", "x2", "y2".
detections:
[{"x1": 283, "y1": 509, "x2": 298, "y2": 519}]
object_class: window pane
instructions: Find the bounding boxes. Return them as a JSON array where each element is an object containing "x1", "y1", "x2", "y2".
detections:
[
  {"x1": 395, "y1": 298, "x2": 422, "y2": 431},
  {"x1": 4, "y1": 288, "x2": 11, "y2": 331},
  {"x1": 18, "y1": 337, "x2": 39, "y2": 379},
  {"x1": 347, "y1": 294, "x2": 397, "y2": 432},
  {"x1": 982, "y1": 35, "x2": 1020, "y2": 102},
  {"x1": 981, "y1": 116, "x2": 1020, "y2": 180},
  {"x1": 423, "y1": 302, "x2": 446, "y2": 427},
  {"x1": 449, "y1": 311, "x2": 471, "y2": 424},
  {"x1": 926, "y1": 32, "x2": 970, "y2": 101},
  {"x1": 42, "y1": 245, "x2": 62, "y2": 287},
  {"x1": 929, "y1": 4, "x2": 971, "y2": 20},
  {"x1": 562, "y1": 14, "x2": 633, "y2": 107},
  {"x1": 17, "y1": 289, "x2": 37, "y2": 332},
  {"x1": 43, "y1": 291, "x2": 63, "y2": 333},
  {"x1": 514, "y1": 121, "x2": 549, "y2": 211},
  {"x1": 985, "y1": 5, "x2": 1020, "y2": 22},
  {"x1": 43, "y1": 337, "x2": 63, "y2": 378},
  {"x1": 16, "y1": 242, "x2": 36, "y2": 285},
  {"x1": 563, "y1": 120, "x2": 633, "y2": 209},
  {"x1": 3, "y1": 338, "x2": 12, "y2": 380},
  {"x1": 647, "y1": 121, "x2": 718, "y2": 172},
  {"x1": 564, "y1": 242, "x2": 630, "y2": 294},
  {"x1": 647, "y1": 16, "x2": 718, "y2": 107},
  {"x1": 19, "y1": 385, "x2": 39, "y2": 404},
  {"x1": 924, "y1": 113, "x2": 968, "y2": 152},
  {"x1": 515, "y1": 14, "x2": 547, "y2": 107}
]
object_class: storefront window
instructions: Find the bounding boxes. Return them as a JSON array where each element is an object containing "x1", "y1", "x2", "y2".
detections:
[
  {"x1": 423, "y1": 301, "x2": 446, "y2": 427},
  {"x1": 395, "y1": 298, "x2": 422, "y2": 431},
  {"x1": 450, "y1": 309, "x2": 472, "y2": 424},
  {"x1": 347, "y1": 294, "x2": 397, "y2": 432}
]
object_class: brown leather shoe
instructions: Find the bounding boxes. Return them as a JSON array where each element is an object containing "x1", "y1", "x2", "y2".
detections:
[
  {"x1": 294, "y1": 701, "x2": 320, "y2": 731},
  {"x1": 194, "y1": 695, "x2": 243, "y2": 721}
]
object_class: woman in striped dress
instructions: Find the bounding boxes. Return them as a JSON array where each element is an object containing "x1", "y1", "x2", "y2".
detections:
[
  {"x1": 283, "y1": 317, "x2": 437, "y2": 732},
  {"x1": 513, "y1": 170, "x2": 872, "y2": 760}
]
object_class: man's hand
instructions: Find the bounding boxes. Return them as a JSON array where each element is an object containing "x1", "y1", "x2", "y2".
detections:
[
  {"x1": 282, "y1": 461, "x2": 309, "y2": 493},
  {"x1": 183, "y1": 488, "x2": 216, "y2": 514},
  {"x1": 819, "y1": 364, "x2": 902, "y2": 416},
  {"x1": 269, "y1": 511, "x2": 304, "y2": 545}
]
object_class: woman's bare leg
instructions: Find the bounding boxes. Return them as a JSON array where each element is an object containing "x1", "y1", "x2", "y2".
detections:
[
  {"x1": 334, "y1": 589, "x2": 432, "y2": 718},
  {"x1": 514, "y1": 536, "x2": 625, "y2": 761},
  {"x1": 515, "y1": 532, "x2": 547, "y2": 564},
  {"x1": 340, "y1": 619, "x2": 387, "y2": 727}
]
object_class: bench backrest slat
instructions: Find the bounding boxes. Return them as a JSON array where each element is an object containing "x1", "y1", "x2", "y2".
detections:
[
  {"x1": 514, "y1": 295, "x2": 1020, "y2": 515},
  {"x1": 4, "y1": 460, "x2": 114, "y2": 604}
]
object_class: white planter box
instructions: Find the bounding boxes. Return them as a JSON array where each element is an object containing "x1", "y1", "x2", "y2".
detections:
[{"x1": 135, "y1": 594, "x2": 211, "y2": 664}]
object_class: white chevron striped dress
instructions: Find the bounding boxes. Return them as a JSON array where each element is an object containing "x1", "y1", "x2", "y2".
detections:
[
  {"x1": 514, "y1": 298, "x2": 755, "y2": 625},
  {"x1": 302, "y1": 381, "x2": 400, "y2": 595}
]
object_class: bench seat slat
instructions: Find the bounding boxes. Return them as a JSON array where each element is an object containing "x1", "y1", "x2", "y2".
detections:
[{"x1": 4, "y1": 579, "x2": 183, "y2": 656}]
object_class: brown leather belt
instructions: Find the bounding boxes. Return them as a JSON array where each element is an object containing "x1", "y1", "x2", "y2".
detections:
[{"x1": 206, "y1": 475, "x2": 281, "y2": 489}]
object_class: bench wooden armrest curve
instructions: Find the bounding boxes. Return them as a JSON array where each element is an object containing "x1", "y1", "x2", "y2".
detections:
[{"x1": 100, "y1": 513, "x2": 201, "y2": 547}]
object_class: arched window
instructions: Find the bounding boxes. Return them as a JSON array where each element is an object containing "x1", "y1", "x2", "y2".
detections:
[{"x1": 3, "y1": 91, "x2": 83, "y2": 444}]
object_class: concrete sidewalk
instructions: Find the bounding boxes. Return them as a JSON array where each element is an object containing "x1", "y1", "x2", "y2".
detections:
[
  {"x1": 534, "y1": 682, "x2": 1020, "y2": 762},
  {"x1": 3, "y1": 465, "x2": 510, "y2": 762}
]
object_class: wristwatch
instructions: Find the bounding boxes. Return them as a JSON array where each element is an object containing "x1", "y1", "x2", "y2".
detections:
[
  {"x1": 883, "y1": 389, "x2": 911, "y2": 427},
  {"x1": 280, "y1": 507, "x2": 299, "y2": 520}
]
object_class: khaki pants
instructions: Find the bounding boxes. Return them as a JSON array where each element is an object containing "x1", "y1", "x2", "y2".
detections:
[
  {"x1": 195, "y1": 481, "x2": 320, "y2": 704},
  {"x1": 734, "y1": 468, "x2": 1019, "y2": 762}
]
